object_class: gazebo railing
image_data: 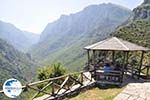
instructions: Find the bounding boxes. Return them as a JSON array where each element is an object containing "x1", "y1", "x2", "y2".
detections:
[
  {"x1": 140, "y1": 65, "x2": 150, "y2": 79},
  {"x1": 126, "y1": 64, "x2": 150, "y2": 79}
]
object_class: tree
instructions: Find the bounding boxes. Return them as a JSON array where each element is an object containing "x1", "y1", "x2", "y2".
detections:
[{"x1": 37, "y1": 63, "x2": 66, "y2": 81}]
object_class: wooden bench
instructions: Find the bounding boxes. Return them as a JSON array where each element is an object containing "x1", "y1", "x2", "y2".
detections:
[{"x1": 95, "y1": 70, "x2": 122, "y2": 85}]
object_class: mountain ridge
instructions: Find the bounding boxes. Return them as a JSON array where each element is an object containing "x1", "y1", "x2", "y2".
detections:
[
  {"x1": 30, "y1": 3, "x2": 131, "y2": 70},
  {"x1": 40, "y1": 3, "x2": 131, "y2": 42},
  {"x1": 143, "y1": 0, "x2": 150, "y2": 4},
  {"x1": 0, "y1": 38, "x2": 37, "y2": 86},
  {"x1": 113, "y1": 0, "x2": 150, "y2": 66},
  {"x1": 0, "y1": 20, "x2": 39, "y2": 52}
]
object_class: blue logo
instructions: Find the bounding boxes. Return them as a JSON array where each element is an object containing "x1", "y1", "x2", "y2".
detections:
[{"x1": 3, "y1": 78, "x2": 22, "y2": 98}]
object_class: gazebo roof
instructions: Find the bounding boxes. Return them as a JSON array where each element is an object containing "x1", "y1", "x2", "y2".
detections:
[{"x1": 84, "y1": 37, "x2": 150, "y2": 51}]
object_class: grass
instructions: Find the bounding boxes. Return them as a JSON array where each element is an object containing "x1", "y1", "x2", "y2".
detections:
[{"x1": 66, "y1": 87, "x2": 123, "y2": 100}]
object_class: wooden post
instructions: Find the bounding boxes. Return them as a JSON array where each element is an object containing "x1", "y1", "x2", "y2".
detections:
[
  {"x1": 146, "y1": 66, "x2": 149, "y2": 79},
  {"x1": 121, "y1": 51, "x2": 126, "y2": 83},
  {"x1": 87, "y1": 50, "x2": 90, "y2": 66},
  {"x1": 126, "y1": 52, "x2": 129, "y2": 65},
  {"x1": 93, "y1": 50, "x2": 96, "y2": 66},
  {"x1": 138, "y1": 51, "x2": 144, "y2": 79},
  {"x1": 93, "y1": 50, "x2": 96, "y2": 80},
  {"x1": 81, "y1": 72, "x2": 83, "y2": 83},
  {"x1": 51, "y1": 81, "x2": 55, "y2": 96},
  {"x1": 125, "y1": 51, "x2": 129, "y2": 74},
  {"x1": 112, "y1": 51, "x2": 115, "y2": 63},
  {"x1": 146, "y1": 66, "x2": 149, "y2": 78},
  {"x1": 130, "y1": 51, "x2": 134, "y2": 78}
]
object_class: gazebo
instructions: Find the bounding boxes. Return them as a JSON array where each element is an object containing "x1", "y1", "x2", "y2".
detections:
[{"x1": 84, "y1": 37, "x2": 150, "y2": 85}]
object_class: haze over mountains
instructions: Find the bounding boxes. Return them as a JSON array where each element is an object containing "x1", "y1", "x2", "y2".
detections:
[
  {"x1": 1, "y1": 1, "x2": 150, "y2": 99},
  {"x1": 0, "y1": 20, "x2": 39, "y2": 52},
  {"x1": 0, "y1": 38, "x2": 37, "y2": 87},
  {"x1": 30, "y1": 3, "x2": 131, "y2": 70},
  {"x1": 0, "y1": 2, "x2": 133, "y2": 84},
  {"x1": 0, "y1": 21, "x2": 39, "y2": 90}
]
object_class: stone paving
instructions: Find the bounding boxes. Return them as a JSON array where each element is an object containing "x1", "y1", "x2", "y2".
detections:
[{"x1": 114, "y1": 83, "x2": 150, "y2": 100}]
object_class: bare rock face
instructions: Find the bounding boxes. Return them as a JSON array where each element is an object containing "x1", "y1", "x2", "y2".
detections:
[
  {"x1": 133, "y1": 2, "x2": 150, "y2": 20},
  {"x1": 143, "y1": 0, "x2": 150, "y2": 4}
]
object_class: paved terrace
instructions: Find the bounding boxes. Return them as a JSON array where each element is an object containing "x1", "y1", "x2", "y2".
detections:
[{"x1": 114, "y1": 82, "x2": 150, "y2": 100}]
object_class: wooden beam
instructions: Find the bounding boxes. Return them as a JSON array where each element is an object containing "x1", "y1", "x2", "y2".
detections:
[
  {"x1": 51, "y1": 81, "x2": 55, "y2": 96},
  {"x1": 138, "y1": 51, "x2": 144, "y2": 79},
  {"x1": 70, "y1": 76, "x2": 83, "y2": 86},
  {"x1": 26, "y1": 85, "x2": 51, "y2": 96},
  {"x1": 32, "y1": 82, "x2": 53, "y2": 99},
  {"x1": 129, "y1": 51, "x2": 134, "y2": 78},
  {"x1": 60, "y1": 76, "x2": 69, "y2": 88},
  {"x1": 121, "y1": 51, "x2": 126, "y2": 83},
  {"x1": 87, "y1": 50, "x2": 90, "y2": 66},
  {"x1": 0, "y1": 90, "x2": 3, "y2": 93},
  {"x1": 125, "y1": 51, "x2": 129, "y2": 74},
  {"x1": 71, "y1": 74, "x2": 81, "y2": 87},
  {"x1": 131, "y1": 64, "x2": 134, "y2": 78},
  {"x1": 112, "y1": 51, "x2": 115, "y2": 63},
  {"x1": 146, "y1": 66, "x2": 149, "y2": 79},
  {"x1": 23, "y1": 71, "x2": 83, "y2": 87},
  {"x1": 0, "y1": 71, "x2": 86, "y2": 94},
  {"x1": 93, "y1": 50, "x2": 96, "y2": 65},
  {"x1": 56, "y1": 76, "x2": 69, "y2": 94},
  {"x1": 126, "y1": 51, "x2": 129, "y2": 66},
  {"x1": 93, "y1": 50, "x2": 96, "y2": 80},
  {"x1": 83, "y1": 73, "x2": 92, "y2": 81},
  {"x1": 80, "y1": 72, "x2": 83, "y2": 83},
  {"x1": 53, "y1": 83, "x2": 61, "y2": 88}
]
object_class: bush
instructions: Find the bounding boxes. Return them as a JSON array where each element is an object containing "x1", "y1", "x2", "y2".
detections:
[{"x1": 37, "y1": 63, "x2": 66, "y2": 81}]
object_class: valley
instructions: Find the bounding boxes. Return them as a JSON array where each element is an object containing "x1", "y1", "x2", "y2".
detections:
[
  {"x1": 30, "y1": 3, "x2": 131, "y2": 71},
  {"x1": 0, "y1": 0, "x2": 150, "y2": 99}
]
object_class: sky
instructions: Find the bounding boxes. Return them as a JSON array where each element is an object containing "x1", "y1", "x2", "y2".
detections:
[{"x1": 0, "y1": 0, "x2": 143, "y2": 34}]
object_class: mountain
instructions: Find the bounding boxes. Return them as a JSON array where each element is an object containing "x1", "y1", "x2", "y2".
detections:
[
  {"x1": 30, "y1": 3, "x2": 131, "y2": 71},
  {"x1": 113, "y1": 0, "x2": 150, "y2": 65},
  {"x1": 143, "y1": 0, "x2": 150, "y2": 4},
  {"x1": 0, "y1": 38, "x2": 37, "y2": 88},
  {"x1": 132, "y1": 0, "x2": 150, "y2": 20},
  {"x1": 0, "y1": 20, "x2": 39, "y2": 52},
  {"x1": 114, "y1": 0, "x2": 150, "y2": 48},
  {"x1": 23, "y1": 31, "x2": 39, "y2": 44}
]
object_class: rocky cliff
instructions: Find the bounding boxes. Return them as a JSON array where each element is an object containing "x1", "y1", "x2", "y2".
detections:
[
  {"x1": 133, "y1": 0, "x2": 150, "y2": 20},
  {"x1": 143, "y1": 0, "x2": 150, "y2": 4}
]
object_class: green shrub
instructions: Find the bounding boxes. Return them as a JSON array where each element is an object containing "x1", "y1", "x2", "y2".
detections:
[{"x1": 37, "y1": 63, "x2": 66, "y2": 81}]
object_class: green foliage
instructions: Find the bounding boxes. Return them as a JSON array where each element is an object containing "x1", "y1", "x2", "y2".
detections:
[
  {"x1": 113, "y1": 18, "x2": 150, "y2": 66},
  {"x1": 0, "y1": 38, "x2": 37, "y2": 85},
  {"x1": 37, "y1": 63, "x2": 66, "y2": 81},
  {"x1": 36, "y1": 63, "x2": 67, "y2": 95},
  {"x1": 114, "y1": 19, "x2": 150, "y2": 48},
  {"x1": 0, "y1": 38, "x2": 38, "y2": 100},
  {"x1": 138, "y1": 4, "x2": 150, "y2": 9}
]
